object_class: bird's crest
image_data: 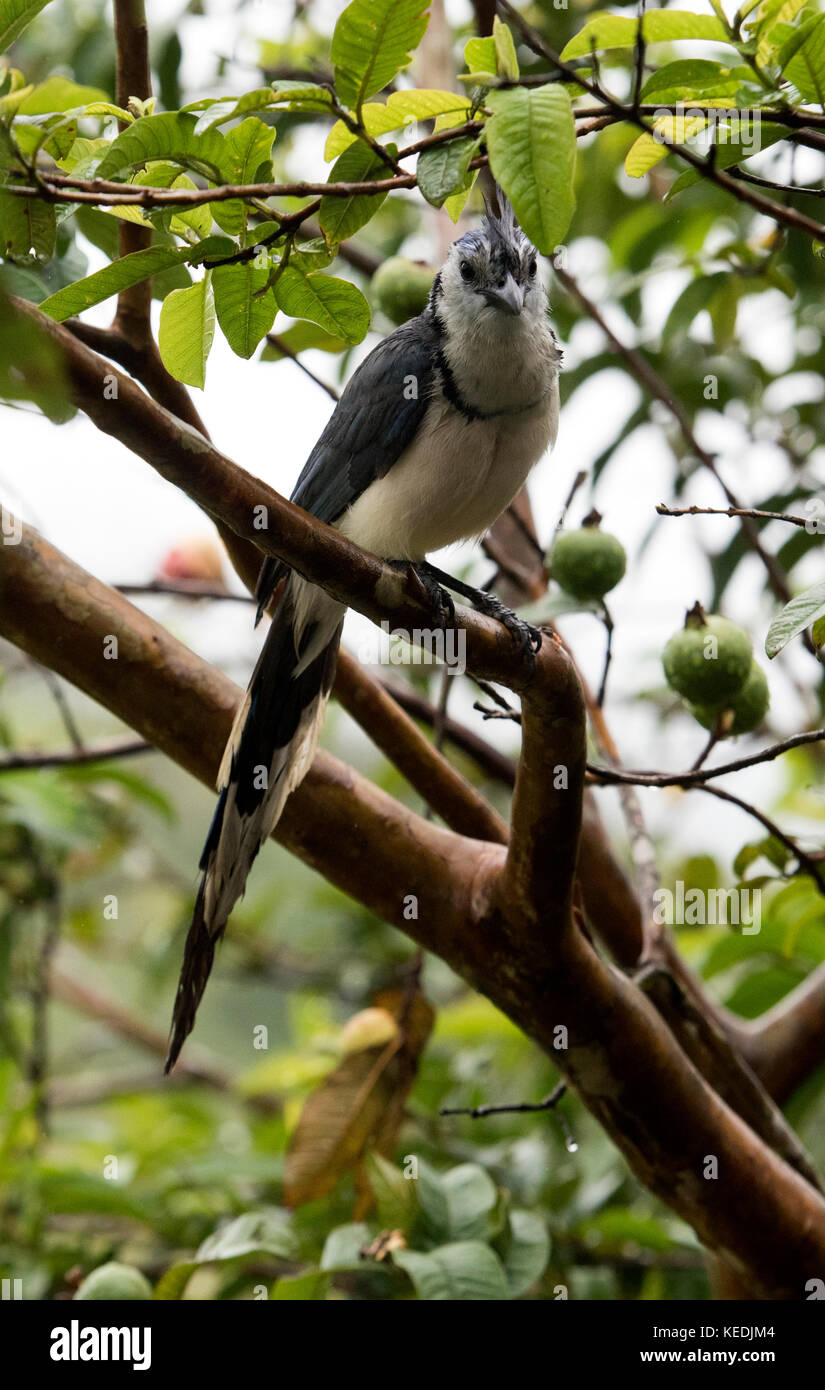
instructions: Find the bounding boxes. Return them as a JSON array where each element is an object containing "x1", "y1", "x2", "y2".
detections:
[{"x1": 482, "y1": 188, "x2": 523, "y2": 249}]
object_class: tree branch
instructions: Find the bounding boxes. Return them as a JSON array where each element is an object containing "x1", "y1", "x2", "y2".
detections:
[{"x1": 4, "y1": 517, "x2": 825, "y2": 1293}]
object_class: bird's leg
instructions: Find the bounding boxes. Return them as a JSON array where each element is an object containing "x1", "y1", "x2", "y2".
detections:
[
  {"x1": 387, "y1": 559, "x2": 456, "y2": 631},
  {"x1": 415, "y1": 560, "x2": 543, "y2": 666}
]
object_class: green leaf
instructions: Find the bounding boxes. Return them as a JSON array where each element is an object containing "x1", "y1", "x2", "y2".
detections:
[
  {"x1": 331, "y1": 0, "x2": 430, "y2": 109},
  {"x1": 464, "y1": 36, "x2": 497, "y2": 74},
  {"x1": 783, "y1": 16, "x2": 825, "y2": 102},
  {"x1": 0, "y1": 188, "x2": 55, "y2": 260},
  {"x1": 39, "y1": 245, "x2": 187, "y2": 321},
  {"x1": 195, "y1": 1209, "x2": 300, "y2": 1264},
  {"x1": 209, "y1": 116, "x2": 276, "y2": 236},
  {"x1": 212, "y1": 262, "x2": 276, "y2": 358},
  {"x1": 394, "y1": 1242, "x2": 509, "y2": 1300},
  {"x1": 812, "y1": 614, "x2": 825, "y2": 649},
  {"x1": 417, "y1": 135, "x2": 477, "y2": 208},
  {"x1": 757, "y1": 0, "x2": 809, "y2": 61},
  {"x1": 662, "y1": 272, "x2": 729, "y2": 346},
  {"x1": 495, "y1": 1210, "x2": 550, "y2": 1299},
  {"x1": 418, "y1": 1162, "x2": 498, "y2": 1242},
  {"x1": 640, "y1": 60, "x2": 745, "y2": 103},
  {"x1": 486, "y1": 85, "x2": 576, "y2": 255},
  {"x1": 320, "y1": 1223, "x2": 371, "y2": 1271},
  {"x1": 493, "y1": 15, "x2": 520, "y2": 81},
  {"x1": 364, "y1": 1151, "x2": 419, "y2": 1232},
  {"x1": 260, "y1": 320, "x2": 346, "y2": 359},
  {"x1": 158, "y1": 275, "x2": 215, "y2": 387},
  {"x1": 271, "y1": 1271, "x2": 330, "y2": 1299},
  {"x1": 319, "y1": 140, "x2": 393, "y2": 243},
  {"x1": 153, "y1": 1263, "x2": 197, "y2": 1301},
  {"x1": 274, "y1": 266, "x2": 370, "y2": 343},
  {"x1": 95, "y1": 113, "x2": 231, "y2": 183},
  {"x1": 15, "y1": 76, "x2": 110, "y2": 114},
  {"x1": 0, "y1": 0, "x2": 53, "y2": 50},
  {"x1": 766, "y1": 580, "x2": 825, "y2": 657},
  {"x1": 561, "y1": 12, "x2": 731, "y2": 61},
  {"x1": 0, "y1": 279, "x2": 72, "y2": 420}
]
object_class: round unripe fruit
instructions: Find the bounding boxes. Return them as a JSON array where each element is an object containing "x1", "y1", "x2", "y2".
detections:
[
  {"x1": 372, "y1": 257, "x2": 435, "y2": 324},
  {"x1": 551, "y1": 527, "x2": 626, "y2": 601},
  {"x1": 75, "y1": 1262, "x2": 152, "y2": 1301},
  {"x1": 690, "y1": 661, "x2": 770, "y2": 736},
  {"x1": 663, "y1": 613, "x2": 752, "y2": 704}
]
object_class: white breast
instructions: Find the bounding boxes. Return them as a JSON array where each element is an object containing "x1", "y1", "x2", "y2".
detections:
[{"x1": 339, "y1": 378, "x2": 559, "y2": 561}]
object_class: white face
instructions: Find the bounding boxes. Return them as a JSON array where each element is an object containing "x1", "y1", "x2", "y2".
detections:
[{"x1": 436, "y1": 226, "x2": 547, "y2": 328}]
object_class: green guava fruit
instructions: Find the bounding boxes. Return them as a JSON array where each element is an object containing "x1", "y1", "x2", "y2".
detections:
[
  {"x1": 663, "y1": 608, "x2": 752, "y2": 704},
  {"x1": 551, "y1": 527, "x2": 626, "y2": 601},
  {"x1": 372, "y1": 257, "x2": 435, "y2": 324},
  {"x1": 690, "y1": 661, "x2": 770, "y2": 736}
]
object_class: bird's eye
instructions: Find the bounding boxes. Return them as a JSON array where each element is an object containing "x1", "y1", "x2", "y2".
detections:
[
  {"x1": 528, "y1": 258, "x2": 538, "y2": 279},
  {"x1": 459, "y1": 260, "x2": 474, "y2": 282}
]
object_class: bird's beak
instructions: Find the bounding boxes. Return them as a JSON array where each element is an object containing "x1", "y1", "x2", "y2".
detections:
[{"x1": 482, "y1": 274, "x2": 523, "y2": 316}]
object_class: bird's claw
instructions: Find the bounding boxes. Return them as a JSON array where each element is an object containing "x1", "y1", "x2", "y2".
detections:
[
  {"x1": 471, "y1": 590, "x2": 543, "y2": 668},
  {"x1": 411, "y1": 564, "x2": 456, "y2": 631}
]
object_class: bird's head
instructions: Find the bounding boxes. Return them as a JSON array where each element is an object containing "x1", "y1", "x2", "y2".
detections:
[{"x1": 431, "y1": 192, "x2": 545, "y2": 331}]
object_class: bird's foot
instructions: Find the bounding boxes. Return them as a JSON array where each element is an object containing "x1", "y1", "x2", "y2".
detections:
[
  {"x1": 469, "y1": 588, "x2": 543, "y2": 667},
  {"x1": 389, "y1": 559, "x2": 456, "y2": 631}
]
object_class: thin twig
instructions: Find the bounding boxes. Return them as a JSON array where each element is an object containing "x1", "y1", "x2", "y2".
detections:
[
  {"x1": 0, "y1": 737, "x2": 151, "y2": 772},
  {"x1": 657, "y1": 503, "x2": 813, "y2": 529},
  {"x1": 587, "y1": 727, "x2": 825, "y2": 788}
]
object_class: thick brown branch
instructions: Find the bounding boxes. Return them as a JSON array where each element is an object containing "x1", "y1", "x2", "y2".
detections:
[{"x1": 4, "y1": 520, "x2": 825, "y2": 1293}]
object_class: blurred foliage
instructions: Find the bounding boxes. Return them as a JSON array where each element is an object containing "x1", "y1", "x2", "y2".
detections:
[{"x1": 1, "y1": 0, "x2": 825, "y2": 1302}]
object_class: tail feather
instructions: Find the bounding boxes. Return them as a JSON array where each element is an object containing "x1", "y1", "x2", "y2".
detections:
[{"x1": 165, "y1": 577, "x2": 343, "y2": 1071}]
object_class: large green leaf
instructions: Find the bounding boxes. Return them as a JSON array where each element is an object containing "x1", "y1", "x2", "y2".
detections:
[
  {"x1": 394, "y1": 1242, "x2": 509, "y2": 1300},
  {"x1": 319, "y1": 140, "x2": 393, "y2": 242},
  {"x1": 486, "y1": 85, "x2": 576, "y2": 254},
  {"x1": 0, "y1": 0, "x2": 52, "y2": 50},
  {"x1": 274, "y1": 266, "x2": 370, "y2": 343},
  {"x1": 331, "y1": 0, "x2": 430, "y2": 109},
  {"x1": 766, "y1": 580, "x2": 825, "y2": 658},
  {"x1": 39, "y1": 245, "x2": 187, "y2": 321},
  {"x1": 95, "y1": 113, "x2": 231, "y2": 183},
  {"x1": 562, "y1": 12, "x2": 731, "y2": 60},
  {"x1": 211, "y1": 116, "x2": 276, "y2": 236},
  {"x1": 212, "y1": 262, "x2": 276, "y2": 358},
  {"x1": 158, "y1": 274, "x2": 215, "y2": 387},
  {"x1": 417, "y1": 135, "x2": 477, "y2": 208}
]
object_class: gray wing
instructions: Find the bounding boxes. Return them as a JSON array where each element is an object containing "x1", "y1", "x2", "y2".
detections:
[{"x1": 255, "y1": 314, "x2": 437, "y2": 617}]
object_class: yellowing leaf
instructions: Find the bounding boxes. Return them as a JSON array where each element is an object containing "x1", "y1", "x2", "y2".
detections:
[{"x1": 624, "y1": 115, "x2": 707, "y2": 177}]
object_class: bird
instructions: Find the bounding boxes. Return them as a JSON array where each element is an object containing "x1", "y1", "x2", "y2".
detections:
[{"x1": 165, "y1": 192, "x2": 563, "y2": 1071}]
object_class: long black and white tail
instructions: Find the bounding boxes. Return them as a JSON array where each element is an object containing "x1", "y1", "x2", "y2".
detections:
[{"x1": 165, "y1": 575, "x2": 344, "y2": 1071}]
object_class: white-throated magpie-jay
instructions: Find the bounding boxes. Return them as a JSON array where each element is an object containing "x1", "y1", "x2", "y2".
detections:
[{"x1": 165, "y1": 194, "x2": 562, "y2": 1070}]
